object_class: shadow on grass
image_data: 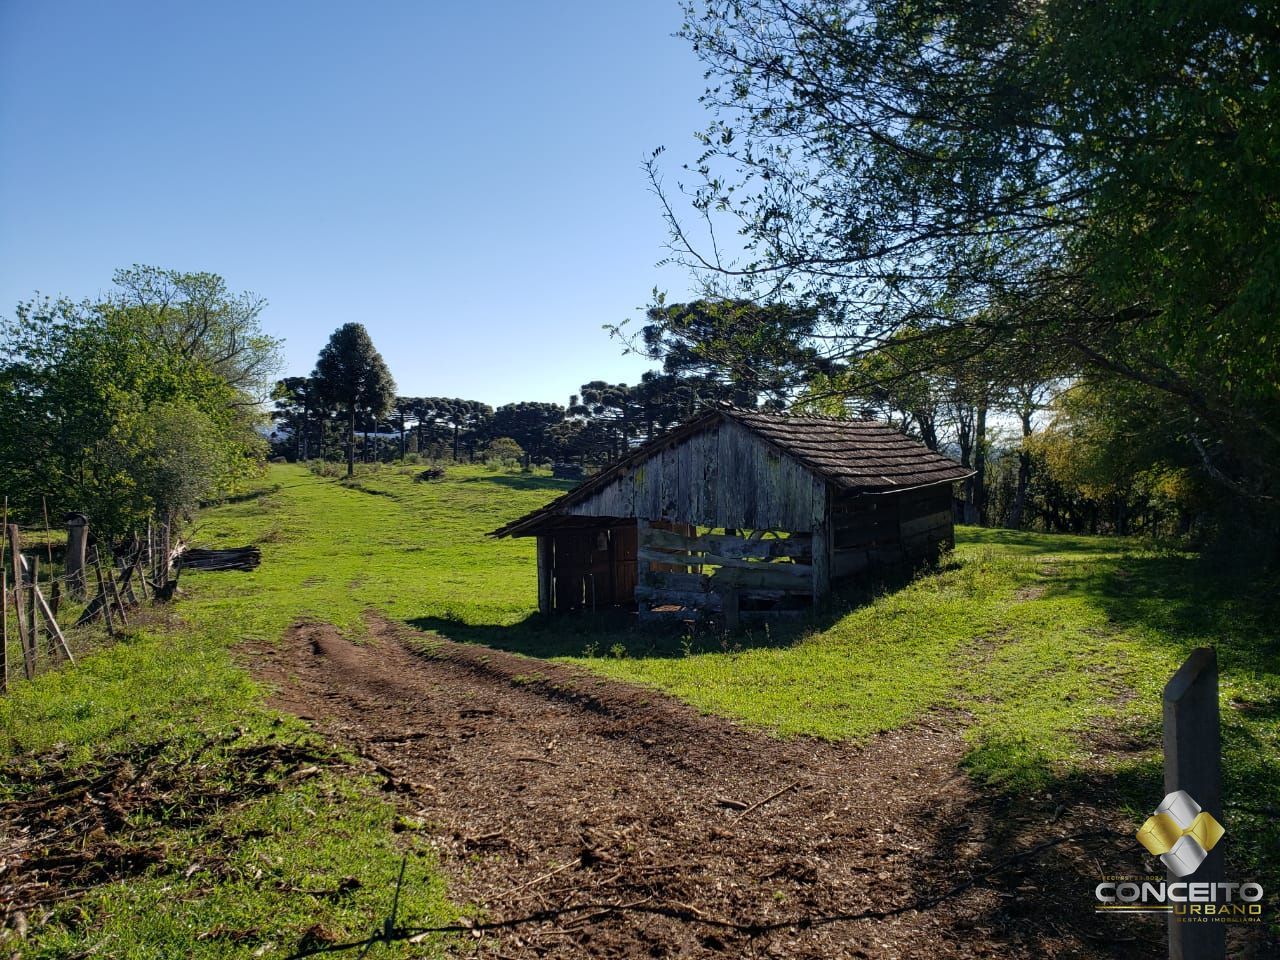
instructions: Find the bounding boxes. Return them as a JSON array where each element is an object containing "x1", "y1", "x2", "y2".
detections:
[
  {"x1": 1048, "y1": 550, "x2": 1280, "y2": 677},
  {"x1": 408, "y1": 611, "x2": 813, "y2": 660},
  {"x1": 409, "y1": 561, "x2": 927, "y2": 661},
  {"x1": 958, "y1": 525, "x2": 1134, "y2": 556},
  {"x1": 950, "y1": 738, "x2": 1275, "y2": 955},
  {"x1": 206, "y1": 485, "x2": 281, "y2": 507},
  {"x1": 1041, "y1": 550, "x2": 1280, "y2": 935},
  {"x1": 458, "y1": 473, "x2": 577, "y2": 493}
]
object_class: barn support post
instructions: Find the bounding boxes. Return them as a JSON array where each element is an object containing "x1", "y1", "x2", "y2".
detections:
[
  {"x1": 722, "y1": 587, "x2": 740, "y2": 631},
  {"x1": 1163, "y1": 648, "x2": 1224, "y2": 960},
  {"x1": 811, "y1": 490, "x2": 831, "y2": 607},
  {"x1": 536, "y1": 535, "x2": 553, "y2": 615},
  {"x1": 636, "y1": 519, "x2": 653, "y2": 621}
]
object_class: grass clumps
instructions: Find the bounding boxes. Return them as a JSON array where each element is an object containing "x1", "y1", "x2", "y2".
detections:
[{"x1": 0, "y1": 626, "x2": 457, "y2": 957}]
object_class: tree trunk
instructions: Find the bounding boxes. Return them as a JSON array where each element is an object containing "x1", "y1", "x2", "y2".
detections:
[
  {"x1": 1009, "y1": 410, "x2": 1033, "y2": 529},
  {"x1": 973, "y1": 401, "x2": 988, "y2": 525},
  {"x1": 914, "y1": 411, "x2": 940, "y2": 452},
  {"x1": 347, "y1": 407, "x2": 356, "y2": 477}
]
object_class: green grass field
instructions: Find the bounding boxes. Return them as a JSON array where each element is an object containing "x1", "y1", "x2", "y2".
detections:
[{"x1": 3, "y1": 461, "x2": 1277, "y2": 955}]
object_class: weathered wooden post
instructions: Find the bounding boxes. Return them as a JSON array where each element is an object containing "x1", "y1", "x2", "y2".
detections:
[
  {"x1": 722, "y1": 586, "x2": 740, "y2": 631},
  {"x1": 92, "y1": 549, "x2": 116, "y2": 638},
  {"x1": 1, "y1": 569, "x2": 7, "y2": 693},
  {"x1": 65, "y1": 513, "x2": 89, "y2": 599},
  {"x1": 7, "y1": 526, "x2": 31, "y2": 679},
  {"x1": 158, "y1": 515, "x2": 172, "y2": 588},
  {"x1": 536, "y1": 535, "x2": 553, "y2": 615},
  {"x1": 811, "y1": 490, "x2": 832, "y2": 609},
  {"x1": 1163, "y1": 647, "x2": 1225, "y2": 960},
  {"x1": 24, "y1": 555, "x2": 38, "y2": 678}
]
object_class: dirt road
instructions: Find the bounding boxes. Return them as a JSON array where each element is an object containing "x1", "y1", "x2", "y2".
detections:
[{"x1": 248, "y1": 618, "x2": 1159, "y2": 959}]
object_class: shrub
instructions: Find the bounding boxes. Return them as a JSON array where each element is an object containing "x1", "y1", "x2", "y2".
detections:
[
  {"x1": 484, "y1": 436, "x2": 525, "y2": 466},
  {"x1": 309, "y1": 461, "x2": 343, "y2": 479}
]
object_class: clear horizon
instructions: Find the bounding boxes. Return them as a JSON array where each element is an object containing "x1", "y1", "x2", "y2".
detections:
[{"x1": 0, "y1": 0, "x2": 717, "y2": 408}]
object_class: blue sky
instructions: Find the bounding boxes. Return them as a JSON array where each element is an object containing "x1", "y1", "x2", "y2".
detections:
[{"x1": 0, "y1": 0, "x2": 715, "y2": 406}]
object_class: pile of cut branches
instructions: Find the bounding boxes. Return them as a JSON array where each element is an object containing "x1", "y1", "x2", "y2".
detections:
[
  {"x1": 0, "y1": 731, "x2": 337, "y2": 934},
  {"x1": 178, "y1": 545, "x2": 262, "y2": 572}
]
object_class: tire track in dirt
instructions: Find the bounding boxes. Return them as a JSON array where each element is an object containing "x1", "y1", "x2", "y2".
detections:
[{"x1": 245, "y1": 616, "x2": 1155, "y2": 959}]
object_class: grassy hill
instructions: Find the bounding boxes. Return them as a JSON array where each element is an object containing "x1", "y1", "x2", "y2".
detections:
[{"x1": 2, "y1": 461, "x2": 1276, "y2": 955}]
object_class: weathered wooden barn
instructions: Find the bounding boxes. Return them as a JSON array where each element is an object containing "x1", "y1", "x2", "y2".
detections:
[{"x1": 491, "y1": 408, "x2": 972, "y2": 624}]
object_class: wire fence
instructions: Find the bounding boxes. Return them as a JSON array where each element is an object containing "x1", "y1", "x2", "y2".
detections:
[{"x1": 1, "y1": 497, "x2": 173, "y2": 693}]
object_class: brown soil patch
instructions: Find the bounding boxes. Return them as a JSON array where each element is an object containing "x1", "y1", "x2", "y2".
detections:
[{"x1": 246, "y1": 618, "x2": 1163, "y2": 959}]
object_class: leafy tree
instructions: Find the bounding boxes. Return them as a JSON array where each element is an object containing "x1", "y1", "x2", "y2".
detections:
[
  {"x1": 110, "y1": 265, "x2": 282, "y2": 399},
  {"x1": 272, "y1": 376, "x2": 330, "y2": 461},
  {"x1": 391, "y1": 396, "x2": 418, "y2": 459},
  {"x1": 656, "y1": 0, "x2": 1280, "y2": 526},
  {"x1": 491, "y1": 402, "x2": 565, "y2": 467},
  {"x1": 569, "y1": 382, "x2": 641, "y2": 461},
  {"x1": 0, "y1": 291, "x2": 264, "y2": 539},
  {"x1": 1024, "y1": 382, "x2": 1207, "y2": 538},
  {"x1": 630, "y1": 298, "x2": 828, "y2": 409},
  {"x1": 409, "y1": 398, "x2": 494, "y2": 461},
  {"x1": 311, "y1": 323, "x2": 396, "y2": 477},
  {"x1": 484, "y1": 436, "x2": 525, "y2": 466}
]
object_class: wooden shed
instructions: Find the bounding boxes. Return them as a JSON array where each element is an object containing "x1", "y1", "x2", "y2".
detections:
[{"x1": 490, "y1": 408, "x2": 972, "y2": 624}]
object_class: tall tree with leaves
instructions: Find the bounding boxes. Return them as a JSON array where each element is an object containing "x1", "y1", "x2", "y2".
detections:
[
  {"x1": 1, "y1": 287, "x2": 266, "y2": 539},
  {"x1": 492, "y1": 402, "x2": 565, "y2": 467},
  {"x1": 628, "y1": 298, "x2": 829, "y2": 409},
  {"x1": 110, "y1": 264, "x2": 282, "y2": 400},
  {"x1": 311, "y1": 323, "x2": 396, "y2": 477},
  {"x1": 653, "y1": 0, "x2": 1280, "y2": 532}
]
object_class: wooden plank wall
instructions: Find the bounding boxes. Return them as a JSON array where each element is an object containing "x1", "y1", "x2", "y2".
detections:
[
  {"x1": 830, "y1": 486, "x2": 953, "y2": 579},
  {"x1": 635, "y1": 523, "x2": 815, "y2": 624},
  {"x1": 541, "y1": 522, "x2": 638, "y2": 613},
  {"x1": 564, "y1": 420, "x2": 826, "y2": 533}
]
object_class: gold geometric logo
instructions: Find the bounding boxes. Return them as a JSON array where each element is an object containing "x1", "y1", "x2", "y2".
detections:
[{"x1": 1136, "y1": 790, "x2": 1224, "y2": 878}]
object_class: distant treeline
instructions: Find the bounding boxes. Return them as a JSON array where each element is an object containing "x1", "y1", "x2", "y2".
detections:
[
  {"x1": 269, "y1": 372, "x2": 758, "y2": 470},
  {"x1": 270, "y1": 313, "x2": 1204, "y2": 543}
]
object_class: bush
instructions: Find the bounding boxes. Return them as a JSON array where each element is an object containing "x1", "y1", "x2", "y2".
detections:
[
  {"x1": 413, "y1": 467, "x2": 446, "y2": 482},
  {"x1": 308, "y1": 461, "x2": 344, "y2": 479},
  {"x1": 484, "y1": 436, "x2": 525, "y2": 467}
]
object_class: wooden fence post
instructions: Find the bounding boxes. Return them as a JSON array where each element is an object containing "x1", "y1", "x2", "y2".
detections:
[
  {"x1": 1, "y1": 569, "x2": 7, "y2": 694},
  {"x1": 159, "y1": 516, "x2": 172, "y2": 588},
  {"x1": 106, "y1": 567, "x2": 128, "y2": 628},
  {"x1": 6, "y1": 525, "x2": 28, "y2": 671},
  {"x1": 65, "y1": 513, "x2": 89, "y2": 599},
  {"x1": 92, "y1": 549, "x2": 116, "y2": 638},
  {"x1": 18, "y1": 554, "x2": 73, "y2": 664},
  {"x1": 1163, "y1": 647, "x2": 1225, "y2": 960},
  {"x1": 24, "y1": 555, "x2": 38, "y2": 678}
]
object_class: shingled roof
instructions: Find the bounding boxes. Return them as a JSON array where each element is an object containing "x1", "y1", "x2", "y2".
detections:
[
  {"x1": 726, "y1": 409, "x2": 972, "y2": 492},
  {"x1": 490, "y1": 408, "x2": 970, "y2": 538}
]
